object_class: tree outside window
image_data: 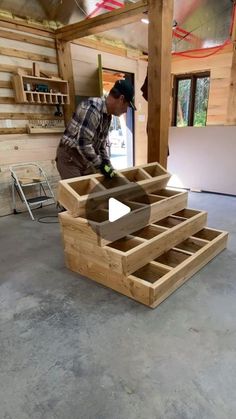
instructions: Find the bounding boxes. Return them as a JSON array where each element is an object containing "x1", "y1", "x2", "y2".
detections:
[{"x1": 172, "y1": 73, "x2": 210, "y2": 127}]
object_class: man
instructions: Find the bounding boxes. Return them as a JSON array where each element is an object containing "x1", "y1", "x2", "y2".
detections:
[{"x1": 56, "y1": 79, "x2": 136, "y2": 180}]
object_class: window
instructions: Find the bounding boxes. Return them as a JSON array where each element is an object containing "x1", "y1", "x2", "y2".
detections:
[{"x1": 172, "y1": 72, "x2": 210, "y2": 127}]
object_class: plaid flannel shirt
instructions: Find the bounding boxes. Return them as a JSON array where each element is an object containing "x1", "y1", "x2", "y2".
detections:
[{"x1": 61, "y1": 97, "x2": 112, "y2": 168}]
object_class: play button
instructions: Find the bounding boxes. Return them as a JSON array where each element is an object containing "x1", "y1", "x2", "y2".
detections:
[
  {"x1": 85, "y1": 174, "x2": 151, "y2": 242},
  {"x1": 109, "y1": 198, "x2": 131, "y2": 222}
]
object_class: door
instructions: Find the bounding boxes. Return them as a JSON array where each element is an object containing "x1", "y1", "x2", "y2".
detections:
[{"x1": 102, "y1": 68, "x2": 135, "y2": 169}]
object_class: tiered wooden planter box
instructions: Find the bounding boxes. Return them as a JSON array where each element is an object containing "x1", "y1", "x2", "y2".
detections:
[{"x1": 58, "y1": 163, "x2": 228, "y2": 308}]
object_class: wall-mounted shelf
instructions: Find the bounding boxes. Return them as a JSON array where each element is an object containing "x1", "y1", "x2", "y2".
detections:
[
  {"x1": 12, "y1": 74, "x2": 70, "y2": 105},
  {"x1": 26, "y1": 124, "x2": 65, "y2": 134}
]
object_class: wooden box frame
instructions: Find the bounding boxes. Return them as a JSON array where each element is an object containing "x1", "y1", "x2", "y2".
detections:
[
  {"x1": 64, "y1": 227, "x2": 228, "y2": 308},
  {"x1": 57, "y1": 163, "x2": 171, "y2": 217},
  {"x1": 60, "y1": 208, "x2": 208, "y2": 275},
  {"x1": 59, "y1": 188, "x2": 188, "y2": 246}
]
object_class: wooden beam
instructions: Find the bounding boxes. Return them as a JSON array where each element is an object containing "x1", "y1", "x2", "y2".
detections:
[
  {"x1": 226, "y1": 5, "x2": 236, "y2": 124},
  {"x1": 56, "y1": 40, "x2": 76, "y2": 125},
  {"x1": 55, "y1": 0, "x2": 148, "y2": 42},
  {"x1": 147, "y1": 0, "x2": 174, "y2": 168}
]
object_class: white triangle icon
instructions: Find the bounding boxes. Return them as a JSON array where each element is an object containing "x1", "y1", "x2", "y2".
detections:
[{"x1": 108, "y1": 198, "x2": 131, "y2": 222}]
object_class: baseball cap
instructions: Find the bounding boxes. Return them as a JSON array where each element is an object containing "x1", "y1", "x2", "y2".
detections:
[{"x1": 113, "y1": 79, "x2": 137, "y2": 110}]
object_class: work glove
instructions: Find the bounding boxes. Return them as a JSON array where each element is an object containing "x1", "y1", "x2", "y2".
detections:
[{"x1": 100, "y1": 162, "x2": 116, "y2": 179}]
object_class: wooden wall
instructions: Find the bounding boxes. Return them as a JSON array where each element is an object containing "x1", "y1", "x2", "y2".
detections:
[{"x1": 0, "y1": 21, "x2": 61, "y2": 216}]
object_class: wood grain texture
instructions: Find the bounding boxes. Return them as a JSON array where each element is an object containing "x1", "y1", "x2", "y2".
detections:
[
  {"x1": 56, "y1": 40, "x2": 75, "y2": 124},
  {"x1": 148, "y1": 0, "x2": 174, "y2": 167},
  {"x1": 0, "y1": 17, "x2": 55, "y2": 38},
  {"x1": 60, "y1": 209, "x2": 207, "y2": 275},
  {"x1": 61, "y1": 227, "x2": 228, "y2": 308},
  {"x1": 0, "y1": 113, "x2": 63, "y2": 120},
  {"x1": 0, "y1": 46, "x2": 57, "y2": 64},
  {"x1": 150, "y1": 231, "x2": 228, "y2": 307},
  {"x1": 0, "y1": 28, "x2": 55, "y2": 48}
]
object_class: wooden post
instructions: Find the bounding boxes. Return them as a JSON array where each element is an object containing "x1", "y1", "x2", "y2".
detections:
[
  {"x1": 147, "y1": 0, "x2": 174, "y2": 168},
  {"x1": 56, "y1": 39, "x2": 76, "y2": 125},
  {"x1": 227, "y1": 3, "x2": 236, "y2": 125}
]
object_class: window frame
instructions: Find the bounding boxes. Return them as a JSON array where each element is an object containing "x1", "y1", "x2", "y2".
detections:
[{"x1": 172, "y1": 72, "x2": 210, "y2": 127}]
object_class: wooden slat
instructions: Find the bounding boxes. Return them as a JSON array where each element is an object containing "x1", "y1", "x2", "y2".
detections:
[
  {"x1": 0, "y1": 28, "x2": 55, "y2": 49},
  {"x1": 0, "y1": 127, "x2": 27, "y2": 134},
  {"x1": 0, "y1": 17, "x2": 55, "y2": 38},
  {"x1": 60, "y1": 209, "x2": 207, "y2": 275},
  {"x1": 148, "y1": 0, "x2": 174, "y2": 168},
  {"x1": 150, "y1": 232, "x2": 228, "y2": 308},
  {"x1": 0, "y1": 97, "x2": 15, "y2": 104},
  {"x1": 0, "y1": 113, "x2": 63, "y2": 120},
  {"x1": 64, "y1": 251, "x2": 151, "y2": 306},
  {"x1": 73, "y1": 38, "x2": 146, "y2": 60},
  {"x1": 0, "y1": 46, "x2": 57, "y2": 64},
  {"x1": 74, "y1": 38, "x2": 127, "y2": 58},
  {"x1": 226, "y1": 44, "x2": 236, "y2": 124},
  {"x1": 56, "y1": 40, "x2": 75, "y2": 125},
  {"x1": 0, "y1": 63, "x2": 59, "y2": 77},
  {"x1": 227, "y1": 1, "x2": 236, "y2": 124},
  {"x1": 56, "y1": 0, "x2": 148, "y2": 42},
  {"x1": 0, "y1": 80, "x2": 12, "y2": 88}
]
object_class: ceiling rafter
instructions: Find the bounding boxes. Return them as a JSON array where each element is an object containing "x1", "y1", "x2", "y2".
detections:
[{"x1": 55, "y1": 0, "x2": 148, "y2": 42}]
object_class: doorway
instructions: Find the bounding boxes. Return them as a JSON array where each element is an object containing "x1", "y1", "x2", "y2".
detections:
[{"x1": 102, "y1": 68, "x2": 135, "y2": 169}]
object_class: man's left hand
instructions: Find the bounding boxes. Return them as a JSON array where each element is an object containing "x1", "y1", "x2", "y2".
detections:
[{"x1": 100, "y1": 162, "x2": 116, "y2": 179}]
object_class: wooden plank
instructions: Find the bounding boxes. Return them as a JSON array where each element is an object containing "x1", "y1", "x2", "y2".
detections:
[
  {"x1": 0, "y1": 46, "x2": 57, "y2": 64},
  {"x1": 0, "y1": 113, "x2": 63, "y2": 120},
  {"x1": 64, "y1": 252, "x2": 151, "y2": 307},
  {"x1": 59, "y1": 188, "x2": 188, "y2": 246},
  {"x1": 0, "y1": 18, "x2": 55, "y2": 37},
  {"x1": 56, "y1": 40, "x2": 75, "y2": 125},
  {"x1": 125, "y1": 211, "x2": 207, "y2": 274},
  {"x1": 60, "y1": 209, "x2": 207, "y2": 275},
  {"x1": 0, "y1": 127, "x2": 27, "y2": 134},
  {"x1": 58, "y1": 164, "x2": 171, "y2": 217},
  {"x1": 0, "y1": 63, "x2": 59, "y2": 77},
  {"x1": 74, "y1": 38, "x2": 127, "y2": 58},
  {"x1": 62, "y1": 228, "x2": 228, "y2": 308},
  {"x1": 73, "y1": 38, "x2": 146, "y2": 61},
  {"x1": 26, "y1": 126, "x2": 64, "y2": 134},
  {"x1": 150, "y1": 231, "x2": 228, "y2": 308},
  {"x1": 0, "y1": 80, "x2": 12, "y2": 88},
  {"x1": 227, "y1": 43, "x2": 236, "y2": 124},
  {"x1": 231, "y1": 6, "x2": 236, "y2": 42},
  {"x1": 148, "y1": 0, "x2": 174, "y2": 168},
  {"x1": 55, "y1": 0, "x2": 148, "y2": 42},
  {"x1": 0, "y1": 134, "x2": 60, "y2": 165},
  {"x1": 0, "y1": 97, "x2": 15, "y2": 104},
  {"x1": 0, "y1": 28, "x2": 55, "y2": 48}
]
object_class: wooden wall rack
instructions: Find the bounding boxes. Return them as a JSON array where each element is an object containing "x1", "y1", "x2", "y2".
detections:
[{"x1": 12, "y1": 74, "x2": 70, "y2": 105}]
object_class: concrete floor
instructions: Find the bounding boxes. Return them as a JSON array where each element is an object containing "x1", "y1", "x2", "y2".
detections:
[{"x1": 0, "y1": 192, "x2": 236, "y2": 419}]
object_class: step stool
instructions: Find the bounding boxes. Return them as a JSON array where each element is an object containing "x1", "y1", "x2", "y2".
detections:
[{"x1": 10, "y1": 162, "x2": 56, "y2": 221}]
